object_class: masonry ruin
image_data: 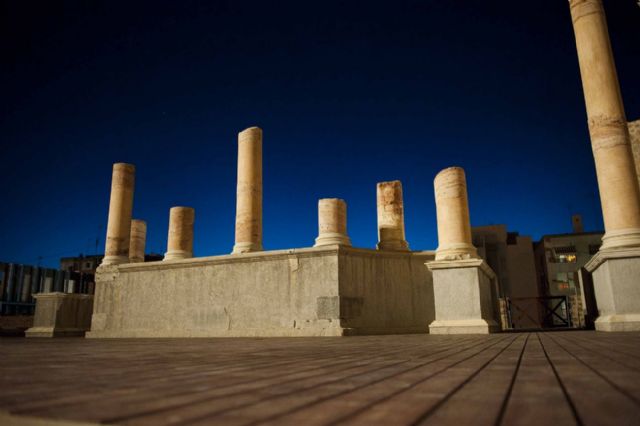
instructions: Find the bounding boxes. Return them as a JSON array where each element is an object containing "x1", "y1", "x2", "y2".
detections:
[{"x1": 26, "y1": 0, "x2": 640, "y2": 338}]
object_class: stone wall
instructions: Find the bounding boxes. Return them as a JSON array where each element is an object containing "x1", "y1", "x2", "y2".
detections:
[
  {"x1": 87, "y1": 246, "x2": 435, "y2": 338},
  {"x1": 338, "y1": 248, "x2": 434, "y2": 335}
]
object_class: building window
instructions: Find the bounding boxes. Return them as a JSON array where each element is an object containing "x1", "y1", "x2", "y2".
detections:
[
  {"x1": 588, "y1": 244, "x2": 600, "y2": 255},
  {"x1": 85, "y1": 262, "x2": 92, "y2": 269},
  {"x1": 553, "y1": 272, "x2": 575, "y2": 292},
  {"x1": 549, "y1": 246, "x2": 577, "y2": 263}
]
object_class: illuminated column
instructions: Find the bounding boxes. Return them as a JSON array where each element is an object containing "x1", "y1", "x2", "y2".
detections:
[
  {"x1": 232, "y1": 127, "x2": 263, "y2": 254},
  {"x1": 569, "y1": 0, "x2": 640, "y2": 251},
  {"x1": 101, "y1": 163, "x2": 135, "y2": 266},
  {"x1": 434, "y1": 167, "x2": 477, "y2": 261},
  {"x1": 164, "y1": 207, "x2": 194, "y2": 260},
  {"x1": 629, "y1": 119, "x2": 640, "y2": 192},
  {"x1": 570, "y1": 0, "x2": 640, "y2": 332},
  {"x1": 129, "y1": 219, "x2": 147, "y2": 263},
  {"x1": 427, "y1": 167, "x2": 499, "y2": 334},
  {"x1": 376, "y1": 180, "x2": 410, "y2": 251},
  {"x1": 314, "y1": 198, "x2": 351, "y2": 247}
]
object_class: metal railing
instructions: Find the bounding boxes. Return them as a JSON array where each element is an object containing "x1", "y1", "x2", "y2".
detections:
[{"x1": 505, "y1": 296, "x2": 572, "y2": 330}]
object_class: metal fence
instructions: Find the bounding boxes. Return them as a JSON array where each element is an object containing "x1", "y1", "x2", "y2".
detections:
[
  {"x1": 504, "y1": 296, "x2": 573, "y2": 330},
  {"x1": 0, "y1": 263, "x2": 95, "y2": 315}
]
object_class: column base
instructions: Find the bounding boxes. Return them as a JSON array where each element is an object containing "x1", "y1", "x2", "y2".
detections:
[
  {"x1": 429, "y1": 319, "x2": 500, "y2": 335},
  {"x1": 377, "y1": 239, "x2": 410, "y2": 251},
  {"x1": 594, "y1": 315, "x2": 640, "y2": 332},
  {"x1": 231, "y1": 242, "x2": 263, "y2": 254},
  {"x1": 100, "y1": 255, "x2": 128, "y2": 266},
  {"x1": 314, "y1": 233, "x2": 351, "y2": 247},
  {"x1": 585, "y1": 247, "x2": 640, "y2": 332},
  {"x1": 435, "y1": 242, "x2": 478, "y2": 261},
  {"x1": 25, "y1": 293, "x2": 93, "y2": 338},
  {"x1": 426, "y1": 258, "x2": 500, "y2": 335},
  {"x1": 164, "y1": 250, "x2": 193, "y2": 260},
  {"x1": 600, "y1": 228, "x2": 640, "y2": 251}
]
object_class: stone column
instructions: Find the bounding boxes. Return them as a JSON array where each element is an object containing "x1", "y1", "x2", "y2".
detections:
[
  {"x1": 427, "y1": 167, "x2": 498, "y2": 334},
  {"x1": 569, "y1": 0, "x2": 640, "y2": 251},
  {"x1": 571, "y1": 0, "x2": 640, "y2": 332},
  {"x1": 433, "y1": 167, "x2": 477, "y2": 261},
  {"x1": 376, "y1": 180, "x2": 410, "y2": 251},
  {"x1": 164, "y1": 207, "x2": 195, "y2": 260},
  {"x1": 232, "y1": 126, "x2": 263, "y2": 254},
  {"x1": 101, "y1": 163, "x2": 135, "y2": 266},
  {"x1": 129, "y1": 219, "x2": 147, "y2": 263},
  {"x1": 629, "y1": 119, "x2": 640, "y2": 192},
  {"x1": 314, "y1": 198, "x2": 351, "y2": 247}
]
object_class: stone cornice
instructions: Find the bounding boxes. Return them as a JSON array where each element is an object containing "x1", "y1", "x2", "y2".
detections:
[
  {"x1": 105, "y1": 245, "x2": 437, "y2": 273},
  {"x1": 425, "y1": 258, "x2": 496, "y2": 280},
  {"x1": 585, "y1": 247, "x2": 640, "y2": 272}
]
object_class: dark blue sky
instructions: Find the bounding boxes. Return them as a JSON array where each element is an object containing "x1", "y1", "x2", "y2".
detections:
[{"x1": 1, "y1": 1, "x2": 639, "y2": 267}]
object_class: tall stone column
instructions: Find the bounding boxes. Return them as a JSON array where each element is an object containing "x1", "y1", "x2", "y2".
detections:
[
  {"x1": 376, "y1": 180, "x2": 410, "y2": 251},
  {"x1": 629, "y1": 119, "x2": 640, "y2": 192},
  {"x1": 433, "y1": 167, "x2": 477, "y2": 261},
  {"x1": 314, "y1": 198, "x2": 351, "y2": 247},
  {"x1": 571, "y1": 0, "x2": 640, "y2": 332},
  {"x1": 427, "y1": 167, "x2": 498, "y2": 334},
  {"x1": 232, "y1": 127, "x2": 263, "y2": 254},
  {"x1": 164, "y1": 207, "x2": 195, "y2": 261},
  {"x1": 569, "y1": 0, "x2": 640, "y2": 251},
  {"x1": 101, "y1": 163, "x2": 135, "y2": 266},
  {"x1": 129, "y1": 219, "x2": 147, "y2": 263}
]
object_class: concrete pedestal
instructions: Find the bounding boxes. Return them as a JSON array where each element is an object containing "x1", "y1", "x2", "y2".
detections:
[
  {"x1": 25, "y1": 293, "x2": 94, "y2": 338},
  {"x1": 585, "y1": 248, "x2": 640, "y2": 332},
  {"x1": 427, "y1": 259, "x2": 500, "y2": 334}
]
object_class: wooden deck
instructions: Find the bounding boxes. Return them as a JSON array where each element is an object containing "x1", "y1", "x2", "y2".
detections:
[{"x1": 0, "y1": 331, "x2": 639, "y2": 425}]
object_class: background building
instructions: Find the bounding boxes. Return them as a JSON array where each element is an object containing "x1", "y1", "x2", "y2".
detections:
[
  {"x1": 533, "y1": 219, "x2": 602, "y2": 329},
  {"x1": 471, "y1": 225, "x2": 538, "y2": 299}
]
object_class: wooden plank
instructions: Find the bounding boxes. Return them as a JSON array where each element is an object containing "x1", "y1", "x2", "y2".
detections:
[
  {"x1": 0, "y1": 332, "x2": 639, "y2": 426},
  {"x1": 499, "y1": 333, "x2": 577, "y2": 425},
  {"x1": 548, "y1": 333, "x2": 640, "y2": 401},
  {"x1": 538, "y1": 333, "x2": 640, "y2": 426},
  {"x1": 110, "y1": 336, "x2": 493, "y2": 425},
  {"x1": 308, "y1": 335, "x2": 520, "y2": 425},
  {"x1": 418, "y1": 334, "x2": 529, "y2": 425}
]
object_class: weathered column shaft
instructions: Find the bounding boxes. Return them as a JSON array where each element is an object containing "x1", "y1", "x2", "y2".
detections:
[
  {"x1": 434, "y1": 167, "x2": 477, "y2": 260},
  {"x1": 314, "y1": 198, "x2": 351, "y2": 247},
  {"x1": 129, "y1": 219, "x2": 147, "y2": 263},
  {"x1": 102, "y1": 163, "x2": 135, "y2": 266},
  {"x1": 232, "y1": 127, "x2": 263, "y2": 253},
  {"x1": 570, "y1": 0, "x2": 640, "y2": 250},
  {"x1": 376, "y1": 180, "x2": 409, "y2": 251},
  {"x1": 164, "y1": 207, "x2": 195, "y2": 260},
  {"x1": 629, "y1": 120, "x2": 640, "y2": 192}
]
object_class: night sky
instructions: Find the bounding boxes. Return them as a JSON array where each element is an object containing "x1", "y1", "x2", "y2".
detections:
[{"x1": 1, "y1": 1, "x2": 639, "y2": 267}]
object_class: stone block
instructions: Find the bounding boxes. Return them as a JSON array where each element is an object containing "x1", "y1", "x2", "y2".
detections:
[
  {"x1": 427, "y1": 259, "x2": 500, "y2": 334},
  {"x1": 586, "y1": 248, "x2": 640, "y2": 332},
  {"x1": 87, "y1": 246, "x2": 435, "y2": 338},
  {"x1": 25, "y1": 293, "x2": 93, "y2": 338}
]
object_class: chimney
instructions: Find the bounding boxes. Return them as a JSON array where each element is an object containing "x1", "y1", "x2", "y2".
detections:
[{"x1": 572, "y1": 214, "x2": 584, "y2": 233}]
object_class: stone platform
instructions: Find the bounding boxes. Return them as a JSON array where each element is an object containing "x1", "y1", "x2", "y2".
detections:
[
  {"x1": 88, "y1": 246, "x2": 436, "y2": 338},
  {"x1": 1, "y1": 331, "x2": 639, "y2": 425}
]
